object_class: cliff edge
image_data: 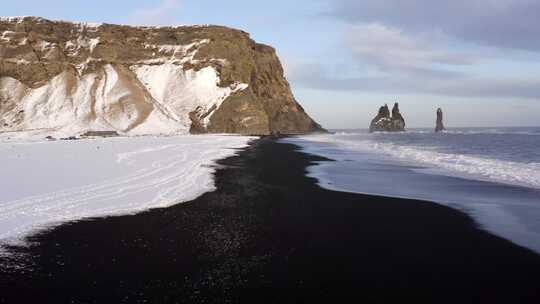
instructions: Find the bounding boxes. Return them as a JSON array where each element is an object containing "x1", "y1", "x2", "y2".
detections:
[{"x1": 0, "y1": 17, "x2": 323, "y2": 137}]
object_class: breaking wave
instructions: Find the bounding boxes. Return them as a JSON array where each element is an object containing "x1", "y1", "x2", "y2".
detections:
[{"x1": 295, "y1": 128, "x2": 540, "y2": 190}]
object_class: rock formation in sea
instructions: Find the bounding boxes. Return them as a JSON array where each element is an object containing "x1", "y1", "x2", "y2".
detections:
[
  {"x1": 369, "y1": 102, "x2": 406, "y2": 132},
  {"x1": 0, "y1": 17, "x2": 323, "y2": 136},
  {"x1": 435, "y1": 108, "x2": 445, "y2": 132}
]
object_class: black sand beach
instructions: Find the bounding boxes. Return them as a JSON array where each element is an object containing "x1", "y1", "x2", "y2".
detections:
[{"x1": 1, "y1": 137, "x2": 540, "y2": 303}]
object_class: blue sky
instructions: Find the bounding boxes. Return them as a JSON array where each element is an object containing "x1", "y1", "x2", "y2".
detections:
[{"x1": 4, "y1": 0, "x2": 540, "y2": 128}]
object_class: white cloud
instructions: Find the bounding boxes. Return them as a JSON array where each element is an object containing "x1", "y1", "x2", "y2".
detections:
[
  {"x1": 128, "y1": 0, "x2": 182, "y2": 26},
  {"x1": 334, "y1": 0, "x2": 540, "y2": 52},
  {"x1": 344, "y1": 23, "x2": 476, "y2": 72}
]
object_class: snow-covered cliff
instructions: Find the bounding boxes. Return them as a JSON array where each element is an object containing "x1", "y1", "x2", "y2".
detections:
[{"x1": 0, "y1": 17, "x2": 322, "y2": 137}]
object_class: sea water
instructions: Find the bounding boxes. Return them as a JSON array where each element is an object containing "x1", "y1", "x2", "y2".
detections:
[{"x1": 284, "y1": 127, "x2": 540, "y2": 254}]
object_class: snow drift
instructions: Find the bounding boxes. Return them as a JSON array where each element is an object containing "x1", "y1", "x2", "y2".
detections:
[{"x1": 0, "y1": 135, "x2": 253, "y2": 250}]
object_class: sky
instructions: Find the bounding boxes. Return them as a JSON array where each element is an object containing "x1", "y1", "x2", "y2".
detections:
[{"x1": 3, "y1": 0, "x2": 540, "y2": 128}]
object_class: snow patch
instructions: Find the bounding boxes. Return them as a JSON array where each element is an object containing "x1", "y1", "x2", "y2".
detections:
[
  {"x1": 141, "y1": 39, "x2": 210, "y2": 65},
  {"x1": 0, "y1": 16, "x2": 102, "y2": 29},
  {"x1": 0, "y1": 135, "x2": 254, "y2": 251},
  {"x1": 131, "y1": 63, "x2": 248, "y2": 128},
  {"x1": 0, "y1": 64, "x2": 185, "y2": 138},
  {"x1": 0, "y1": 61, "x2": 249, "y2": 138},
  {"x1": 0, "y1": 16, "x2": 29, "y2": 23}
]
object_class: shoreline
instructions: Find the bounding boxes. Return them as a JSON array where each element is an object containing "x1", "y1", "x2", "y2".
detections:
[
  {"x1": 284, "y1": 134, "x2": 540, "y2": 254},
  {"x1": 1, "y1": 137, "x2": 540, "y2": 303}
]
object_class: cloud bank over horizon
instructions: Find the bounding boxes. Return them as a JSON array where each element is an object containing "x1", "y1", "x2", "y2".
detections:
[
  {"x1": 288, "y1": 0, "x2": 540, "y2": 103},
  {"x1": 332, "y1": 0, "x2": 540, "y2": 52}
]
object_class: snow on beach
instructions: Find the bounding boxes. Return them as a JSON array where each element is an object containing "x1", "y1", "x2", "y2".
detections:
[{"x1": 0, "y1": 135, "x2": 253, "y2": 250}]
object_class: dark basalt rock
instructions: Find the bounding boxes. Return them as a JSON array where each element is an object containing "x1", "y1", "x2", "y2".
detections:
[
  {"x1": 369, "y1": 102, "x2": 406, "y2": 132},
  {"x1": 435, "y1": 108, "x2": 445, "y2": 132}
]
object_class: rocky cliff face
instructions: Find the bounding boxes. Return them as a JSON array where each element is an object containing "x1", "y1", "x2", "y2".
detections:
[
  {"x1": 0, "y1": 17, "x2": 322, "y2": 137},
  {"x1": 369, "y1": 103, "x2": 405, "y2": 132}
]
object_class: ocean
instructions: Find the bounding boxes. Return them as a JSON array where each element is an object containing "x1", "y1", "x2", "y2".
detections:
[{"x1": 284, "y1": 127, "x2": 540, "y2": 253}]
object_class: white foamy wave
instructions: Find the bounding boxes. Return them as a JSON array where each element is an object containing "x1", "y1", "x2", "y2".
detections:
[
  {"x1": 368, "y1": 142, "x2": 540, "y2": 189},
  {"x1": 441, "y1": 129, "x2": 540, "y2": 136},
  {"x1": 331, "y1": 129, "x2": 540, "y2": 136},
  {"x1": 293, "y1": 134, "x2": 540, "y2": 190}
]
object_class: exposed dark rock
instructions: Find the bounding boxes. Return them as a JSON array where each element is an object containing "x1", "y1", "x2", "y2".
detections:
[
  {"x1": 80, "y1": 131, "x2": 119, "y2": 138},
  {"x1": 369, "y1": 104, "x2": 391, "y2": 133},
  {"x1": 60, "y1": 136, "x2": 79, "y2": 141},
  {"x1": 369, "y1": 102, "x2": 406, "y2": 132},
  {"x1": 435, "y1": 108, "x2": 445, "y2": 132}
]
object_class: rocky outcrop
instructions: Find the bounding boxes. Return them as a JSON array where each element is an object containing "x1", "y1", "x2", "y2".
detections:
[
  {"x1": 435, "y1": 108, "x2": 445, "y2": 132},
  {"x1": 0, "y1": 17, "x2": 323, "y2": 137},
  {"x1": 369, "y1": 103, "x2": 406, "y2": 132},
  {"x1": 369, "y1": 104, "x2": 391, "y2": 132}
]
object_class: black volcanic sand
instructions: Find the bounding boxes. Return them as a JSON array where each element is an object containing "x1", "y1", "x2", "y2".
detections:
[{"x1": 1, "y1": 138, "x2": 540, "y2": 303}]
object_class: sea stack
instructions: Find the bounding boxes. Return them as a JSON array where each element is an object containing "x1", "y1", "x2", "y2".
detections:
[
  {"x1": 435, "y1": 108, "x2": 445, "y2": 132},
  {"x1": 369, "y1": 102, "x2": 406, "y2": 132}
]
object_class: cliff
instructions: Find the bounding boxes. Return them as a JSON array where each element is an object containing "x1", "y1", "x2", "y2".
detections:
[{"x1": 0, "y1": 17, "x2": 323, "y2": 137}]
